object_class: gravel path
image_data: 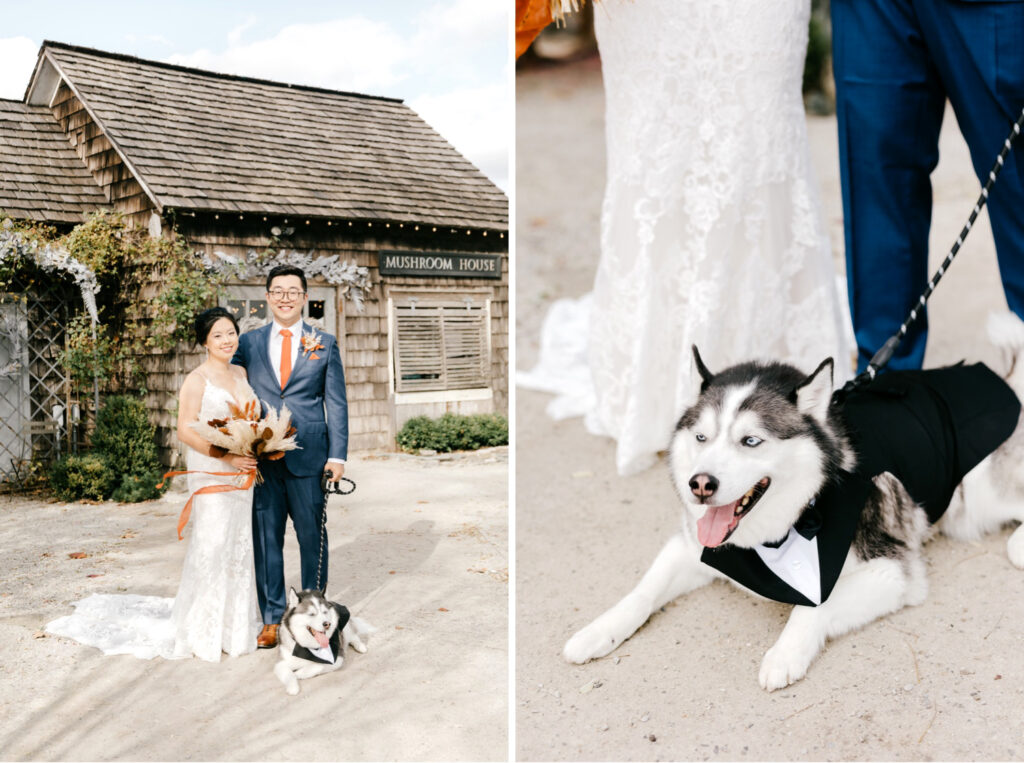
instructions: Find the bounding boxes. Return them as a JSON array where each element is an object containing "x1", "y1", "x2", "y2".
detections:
[{"x1": 0, "y1": 449, "x2": 508, "y2": 762}]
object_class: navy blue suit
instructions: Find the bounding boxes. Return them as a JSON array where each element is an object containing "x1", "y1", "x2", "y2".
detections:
[
  {"x1": 233, "y1": 322, "x2": 348, "y2": 623},
  {"x1": 833, "y1": 0, "x2": 1024, "y2": 371}
]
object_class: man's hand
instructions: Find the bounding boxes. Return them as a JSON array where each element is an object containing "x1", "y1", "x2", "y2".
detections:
[{"x1": 324, "y1": 461, "x2": 345, "y2": 481}]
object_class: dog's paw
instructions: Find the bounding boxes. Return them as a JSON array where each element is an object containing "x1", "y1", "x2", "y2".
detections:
[
  {"x1": 563, "y1": 623, "x2": 618, "y2": 664},
  {"x1": 286, "y1": 682, "x2": 300, "y2": 696},
  {"x1": 1007, "y1": 525, "x2": 1024, "y2": 569},
  {"x1": 758, "y1": 645, "x2": 811, "y2": 692},
  {"x1": 350, "y1": 640, "x2": 367, "y2": 654}
]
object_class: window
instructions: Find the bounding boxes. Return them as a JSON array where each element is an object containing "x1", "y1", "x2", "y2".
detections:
[
  {"x1": 224, "y1": 285, "x2": 335, "y2": 334},
  {"x1": 392, "y1": 294, "x2": 490, "y2": 392}
]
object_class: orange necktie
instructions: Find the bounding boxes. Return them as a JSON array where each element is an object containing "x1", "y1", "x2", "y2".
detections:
[{"x1": 280, "y1": 329, "x2": 292, "y2": 390}]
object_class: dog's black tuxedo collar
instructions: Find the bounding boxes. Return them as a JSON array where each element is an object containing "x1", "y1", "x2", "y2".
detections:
[
  {"x1": 701, "y1": 475, "x2": 868, "y2": 606},
  {"x1": 760, "y1": 499, "x2": 821, "y2": 549},
  {"x1": 700, "y1": 362, "x2": 1020, "y2": 607}
]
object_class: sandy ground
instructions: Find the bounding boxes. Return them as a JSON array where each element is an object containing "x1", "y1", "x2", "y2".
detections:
[
  {"x1": 515, "y1": 58, "x2": 1024, "y2": 761},
  {"x1": 0, "y1": 449, "x2": 508, "y2": 762}
]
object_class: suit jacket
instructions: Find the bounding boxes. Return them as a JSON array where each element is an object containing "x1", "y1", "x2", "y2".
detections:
[
  {"x1": 233, "y1": 321, "x2": 348, "y2": 476},
  {"x1": 701, "y1": 363, "x2": 1020, "y2": 606}
]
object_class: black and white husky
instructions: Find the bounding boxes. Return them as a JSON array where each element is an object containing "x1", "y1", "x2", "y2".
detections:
[
  {"x1": 275, "y1": 587, "x2": 375, "y2": 695},
  {"x1": 564, "y1": 313, "x2": 1024, "y2": 691}
]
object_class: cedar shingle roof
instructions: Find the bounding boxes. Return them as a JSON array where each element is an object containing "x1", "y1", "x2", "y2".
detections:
[
  {"x1": 0, "y1": 99, "x2": 108, "y2": 224},
  {"x1": 41, "y1": 42, "x2": 508, "y2": 230}
]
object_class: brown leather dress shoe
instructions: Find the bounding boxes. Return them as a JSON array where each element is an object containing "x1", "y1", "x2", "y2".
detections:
[{"x1": 257, "y1": 623, "x2": 280, "y2": 648}]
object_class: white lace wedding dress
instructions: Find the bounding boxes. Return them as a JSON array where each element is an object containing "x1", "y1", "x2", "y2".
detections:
[
  {"x1": 520, "y1": 0, "x2": 854, "y2": 475},
  {"x1": 46, "y1": 378, "x2": 262, "y2": 661}
]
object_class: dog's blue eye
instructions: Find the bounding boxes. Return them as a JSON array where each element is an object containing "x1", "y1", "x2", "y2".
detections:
[
  {"x1": 742, "y1": 436, "x2": 762, "y2": 447},
  {"x1": 695, "y1": 433, "x2": 706, "y2": 443}
]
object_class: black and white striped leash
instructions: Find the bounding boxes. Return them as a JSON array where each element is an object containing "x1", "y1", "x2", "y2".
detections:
[
  {"x1": 833, "y1": 105, "x2": 1024, "y2": 405},
  {"x1": 315, "y1": 473, "x2": 356, "y2": 592}
]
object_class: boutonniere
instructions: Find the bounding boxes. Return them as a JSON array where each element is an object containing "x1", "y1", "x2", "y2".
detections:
[{"x1": 300, "y1": 329, "x2": 324, "y2": 360}]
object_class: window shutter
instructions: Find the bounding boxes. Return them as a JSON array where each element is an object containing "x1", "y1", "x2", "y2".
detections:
[
  {"x1": 443, "y1": 307, "x2": 487, "y2": 389},
  {"x1": 395, "y1": 307, "x2": 445, "y2": 391},
  {"x1": 394, "y1": 300, "x2": 489, "y2": 392}
]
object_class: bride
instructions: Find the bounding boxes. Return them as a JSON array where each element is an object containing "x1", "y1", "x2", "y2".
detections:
[
  {"x1": 519, "y1": 0, "x2": 854, "y2": 475},
  {"x1": 46, "y1": 307, "x2": 262, "y2": 661}
]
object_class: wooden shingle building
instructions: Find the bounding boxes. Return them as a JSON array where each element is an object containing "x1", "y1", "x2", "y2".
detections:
[{"x1": 0, "y1": 41, "x2": 508, "y2": 463}]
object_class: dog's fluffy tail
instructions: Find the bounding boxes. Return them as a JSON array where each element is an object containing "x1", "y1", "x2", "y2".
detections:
[
  {"x1": 342, "y1": 616, "x2": 377, "y2": 654},
  {"x1": 987, "y1": 311, "x2": 1024, "y2": 395},
  {"x1": 349, "y1": 616, "x2": 377, "y2": 639}
]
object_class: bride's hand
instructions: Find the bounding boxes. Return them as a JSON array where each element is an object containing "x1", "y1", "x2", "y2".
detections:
[{"x1": 224, "y1": 454, "x2": 258, "y2": 471}]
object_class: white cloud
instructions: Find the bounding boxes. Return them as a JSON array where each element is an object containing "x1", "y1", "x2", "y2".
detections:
[
  {"x1": 410, "y1": 82, "x2": 509, "y2": 192},
  {"x1": 125, "y1": 33, "x2": 172, "y2": 47},
  {"x1": 165, "y1": 18, "x2": 411, "y2": 94},
  {"x1": 417, "y1": 0, "x2": 506, "y2": 43},
  {"x1": 0, "y1": 36, "x2": 39, "y2": 100}
]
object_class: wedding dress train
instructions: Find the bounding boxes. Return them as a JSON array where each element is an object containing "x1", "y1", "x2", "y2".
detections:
[
  {"x1": 46, "y1": 378, "x2": 262, "y2": 661},
  {"x1": 520, "y1": 0, "x2": 854, "y2": 475}
]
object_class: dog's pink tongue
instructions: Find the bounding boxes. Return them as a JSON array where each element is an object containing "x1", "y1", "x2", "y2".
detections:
[
  {"x1": 697, "y1": 502, "x2": 739, "y2": 548},
  {"x1": 313, "y1": 630, "x2": 329, "y2": 649}
]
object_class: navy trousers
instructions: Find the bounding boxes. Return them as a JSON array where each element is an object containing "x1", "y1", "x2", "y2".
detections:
[
  {"x1": 252, "y1": 459, "x2": 328, "y2": 624},
  {"x1": 833, "y1": 0, "x2": 1024, "y2": 370}
]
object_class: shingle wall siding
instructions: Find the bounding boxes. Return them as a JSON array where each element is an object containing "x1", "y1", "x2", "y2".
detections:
[{"x1": 49, "y1": 83, "x2": 154, "y2": 227}]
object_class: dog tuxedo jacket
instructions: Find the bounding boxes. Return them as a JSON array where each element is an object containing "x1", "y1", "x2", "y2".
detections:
[{"x1": 700, "y1": 363, "x2": 1021, "y2": 606}]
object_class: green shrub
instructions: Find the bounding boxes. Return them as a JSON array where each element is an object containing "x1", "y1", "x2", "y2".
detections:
[
  {"x1": 93, "y1": 396, "x2": 160, "y2": 475},
  {"x1": 91, "y1": 395, "x2": 165, "y2": 502},
  {"x1": 396, "y1": 416, "x2": 443, "y2": 452},
  {"x1": 111, "y1": 470, "x2": 166, "y2": 503},
  {"x1": 396, "y1": 413, "x2": 508, "y2": 453},
  {"x1": 50, "y1": 454, "x2": 115, "y2": 501}
]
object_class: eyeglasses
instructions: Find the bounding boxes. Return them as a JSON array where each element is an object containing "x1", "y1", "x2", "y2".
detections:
[{"x1": 268, "y1": 288, "x2": 306, "y2": 301}]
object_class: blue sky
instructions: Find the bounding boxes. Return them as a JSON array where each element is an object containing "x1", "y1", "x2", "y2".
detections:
[{"x1": 0, "y1": 0, "x2": 509, "y2": 191}]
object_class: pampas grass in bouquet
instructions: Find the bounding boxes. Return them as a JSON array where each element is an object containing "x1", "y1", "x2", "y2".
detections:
[{"x1": 190, "y1": 399, "x2": 300, "y2": 482}]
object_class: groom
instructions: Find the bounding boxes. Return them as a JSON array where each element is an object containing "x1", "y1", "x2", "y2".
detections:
[{"x1": 232, "y1": 264, "x2": 349, "y2": 648}]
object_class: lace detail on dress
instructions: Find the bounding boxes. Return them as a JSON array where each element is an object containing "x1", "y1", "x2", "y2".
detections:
[
  {"x1": 521, "y1": 0, "x2": 854, "y2": 476},
  {"x1": 46, "y1": 378, "x2": 263, "y2": 662}
]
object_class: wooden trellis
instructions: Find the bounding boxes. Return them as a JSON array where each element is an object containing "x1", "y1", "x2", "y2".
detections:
[{"x1": 0, "y1": 276, "x2": 80, "y2": 485}]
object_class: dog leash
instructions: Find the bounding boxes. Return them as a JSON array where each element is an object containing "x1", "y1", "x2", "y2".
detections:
[
  {"x1": 832, "y1": 104, "x2": 1024, "y2": 406},
  {"x1": 315, "y1": 473, "x2": 356, "y2": 592}
]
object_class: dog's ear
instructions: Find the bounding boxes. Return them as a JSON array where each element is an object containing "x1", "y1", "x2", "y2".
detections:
[
  {"x1": 287, "y1": 587, "x2": 299, "y2": 608},
  {"x1": 692, "y1": 345, "x2": 714, "y2": 394},
  {"x1": 796, "y1": 358, "x2": 834, "y2": 422}
]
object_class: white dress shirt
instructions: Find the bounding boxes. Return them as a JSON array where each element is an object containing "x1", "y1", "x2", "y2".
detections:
[
  {"x1": 269, "y1": 319, "x2": 302, "y2": 387},
  {"x1": 754, "y1": 530, "x2": 822, "y2": 605},
  {"x1": 268, "y1": 319, "x2": 344, "y2": 466}
]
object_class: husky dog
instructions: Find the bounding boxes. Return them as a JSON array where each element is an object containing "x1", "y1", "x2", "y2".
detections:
[
  {"x1": 564, "y1": 313, "x2": 1024, "y2": 691},
  {"x1": 275, "y1": 587, "x2": 375, "y2": 695}
]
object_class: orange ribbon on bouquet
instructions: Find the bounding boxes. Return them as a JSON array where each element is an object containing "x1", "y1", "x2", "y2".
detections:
[{"x1": 156, "y1": 469, "x2": 257, "y2": 540}]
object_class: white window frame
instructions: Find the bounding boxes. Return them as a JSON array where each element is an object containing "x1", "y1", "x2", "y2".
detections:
[{"x1": 386, "y1": 287, "x2": 493, "y2": 401}]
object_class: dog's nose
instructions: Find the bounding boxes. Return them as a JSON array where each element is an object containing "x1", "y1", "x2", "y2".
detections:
[
  {"x1": 689, "y1": 473, "x2": 718, "y2": 499},
  {"x1": 323, "y1": 621, "x2": 331, "y2": 630}
]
